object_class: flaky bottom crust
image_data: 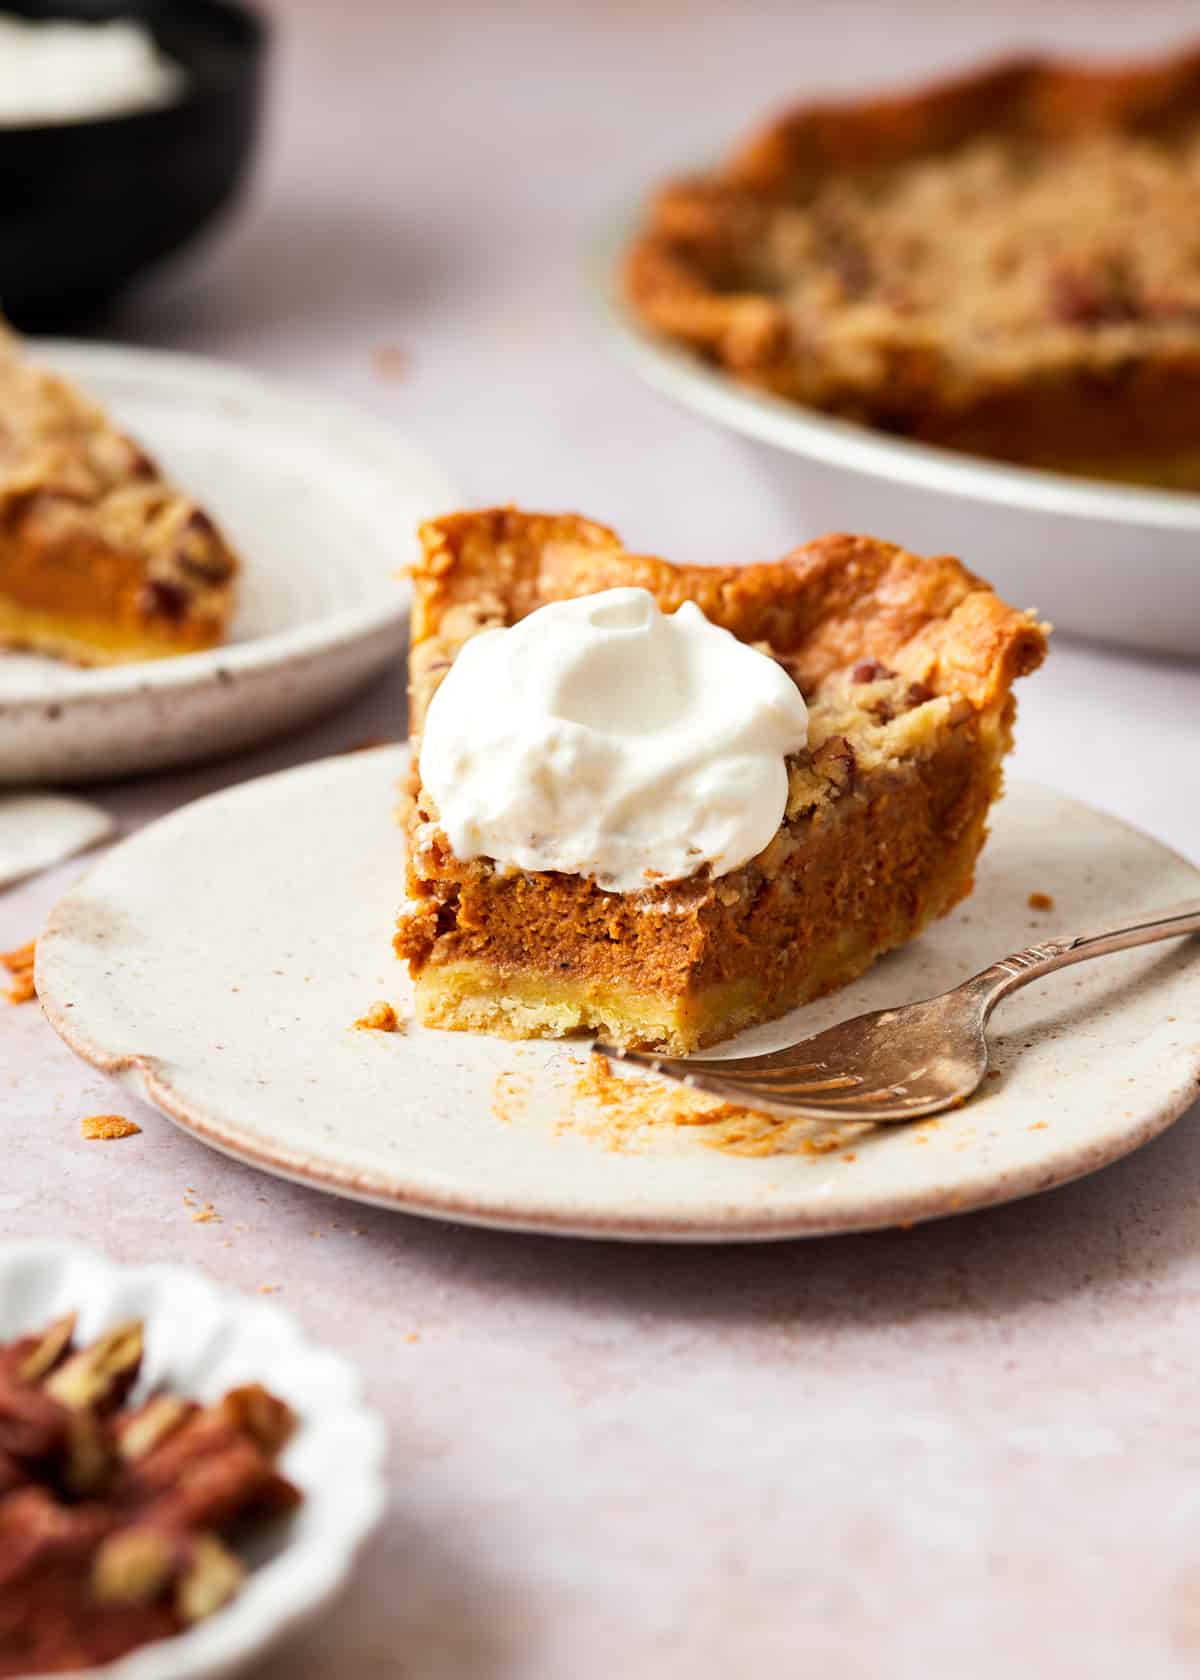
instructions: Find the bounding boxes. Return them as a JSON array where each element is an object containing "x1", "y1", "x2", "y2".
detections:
[{"x1": 411, "y1": 965, "x2": 762, "y2": 1052}]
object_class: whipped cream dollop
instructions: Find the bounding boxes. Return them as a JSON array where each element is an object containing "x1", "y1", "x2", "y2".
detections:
[
  {"x1": 419, "y1": 587, "x2": 809, "y2": 893},
  {"x1": 0, "y1": 16, "x2": 184, "y2": 127}
]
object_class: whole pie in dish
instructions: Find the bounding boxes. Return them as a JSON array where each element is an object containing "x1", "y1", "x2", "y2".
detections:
[
  {"x1": 0, "y1": 327, "x2": 239, "y2": 665},
  {"x1": 624, "y1": 44, "x2": 1200, "y2": 487},
  {"x1": 395, "y1": 509, "x2": 1047, "y2": 1055}
]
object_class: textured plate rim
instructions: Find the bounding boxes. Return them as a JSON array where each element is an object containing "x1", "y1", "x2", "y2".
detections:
[
  {"x1": 33, "y1": 752, "x2": 1200, "y2": 1244},
  {"x1": 0, "y1": 1237, "x2": 388, "y2": 1680},
  {"x1": 1, "y1": 340, "x2": 457, "y2": 709},
  {"x1": 594, "y1": 220, "x2": 1200, "y2": 535}
]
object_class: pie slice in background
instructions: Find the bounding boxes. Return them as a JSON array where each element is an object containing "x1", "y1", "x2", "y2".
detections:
[{"x1": 0, "y1": 326, "x2": 239, "y2": 666}]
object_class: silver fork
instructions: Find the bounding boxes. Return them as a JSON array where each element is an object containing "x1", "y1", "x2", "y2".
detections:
[{"x1": 593, "y1": 900, "x2": 1200, "y2": 1123}]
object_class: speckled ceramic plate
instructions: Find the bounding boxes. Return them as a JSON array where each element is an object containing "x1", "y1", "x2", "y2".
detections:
[
  {"x1": 0, "y1": 344, "x2": 456, "y2": 784},
  {"x1": 35, "y1": 748, "x2": 1200, "y2": 1242}
]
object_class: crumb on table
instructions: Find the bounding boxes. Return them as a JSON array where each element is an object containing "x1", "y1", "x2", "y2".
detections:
[
  {"x1": 1, "y1": 938, "x2": 36, "y2": 1004},
  {"x1": 371, "y1": 342, "x2": 410, "y2": 381},
  {"x1": 354, "y1": 1000, "x2": 402, "y2": 1032},
  {"x1": 80, "y1": 1114, "x2": 142, "y2": 1141},
  {"x1": 1027, "y1": 891, "x2": 1055, "y2": 911},
  {"x1": 191, "y1": 1202, "x2": 219, "y2": 1224}
]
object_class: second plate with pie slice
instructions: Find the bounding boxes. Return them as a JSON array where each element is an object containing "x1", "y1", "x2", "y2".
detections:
[{"x1": 0, "y1": 342, "x2": 456, "y2": 784}]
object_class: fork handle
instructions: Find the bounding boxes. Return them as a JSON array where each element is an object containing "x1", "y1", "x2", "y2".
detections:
[{"x1": 969, "y1": 897, "x2": 1200, "y2": 1015}]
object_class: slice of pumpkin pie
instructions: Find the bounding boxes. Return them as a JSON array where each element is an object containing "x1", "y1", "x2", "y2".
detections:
[
  {"x1": 0, "y1": 327, "x2": 238, "y2": 666},
  {"x1": 395, "y1": 509, "x2": 1047, "y2": 1054}
]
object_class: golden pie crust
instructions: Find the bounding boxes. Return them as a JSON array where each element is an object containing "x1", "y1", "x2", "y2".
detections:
[
  {"x1": 624, "y1": 44, "x2": 1200, "y2": 486},
  {"x1": 395, "y1": 509, "x2": 1047, "y2": 1054},
  {"x1": 0, "y1": 327, "x2": 239, "y2": 665}
]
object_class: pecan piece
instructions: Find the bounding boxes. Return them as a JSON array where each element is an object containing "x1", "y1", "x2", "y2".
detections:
[
  {"x1": 44, "y1": 1322, "x2": 142, "y2": 1416},
  {"x1": 7, "y1": 1316, "x2": 75, "y2": 1387},
  {"x1": 0, "y1": 1487, "x2": 117, "y2": 1592},
  {"x1": 0, "y1": 1313, "x2": 301, "y2": 1662},
  {"x1": 92, "y1": 1525, "x2": 245, "y2": 1625},
  {"x1": 1048, "y1": 259, "x2": 1140, "y2": 327},
  {"x1": 115, "y1": 1395, "x2": 196, "y2": 1463},
  {"x1": 0, "y1": 1375, "x2": 70, "y2": 1462},
  {"x1": 811, "y1": 734, "x2": 857, "y2": 794},
  {"x1": 124, "y1": 441, "x2": 159, "y2": 480},
  {"x1": 822, "y1": 224, "x2": 873, "y2": 299},
  {"x1": 135, "y1": 1435, "x2": 279, "y2": 1534},
  {"x1": 138, "y1": 578, "x2": 190, "y2": 623},
  {"x1": 219, "y1": 1386, "x2": 296, "y2": 1457},
  {"x1": 175, "y1": 1532, "x2": 245, "y2": 1624},
  {"x1": 174, "y1": 509, "x2": 236, "y2": 584},
  {"x1": 0, "y1": 1371, "x2": 115, "y2": 1495},
  {"x1": 61, "y1": 1413, "x2": 118, "y2": 1496},
  {"x1": 90, "y1": 1528, "x2": 175, "y2": 1608}
]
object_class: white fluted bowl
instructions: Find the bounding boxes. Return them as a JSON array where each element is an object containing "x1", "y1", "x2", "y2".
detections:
[{"x1": 0, "y1": 1239, "x2": 387, "y2": 1680}]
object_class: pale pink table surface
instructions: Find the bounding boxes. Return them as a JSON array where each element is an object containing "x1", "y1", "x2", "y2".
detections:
[{"x1": 5, "y1": 3, "x2": 1200, "y2": 1673}]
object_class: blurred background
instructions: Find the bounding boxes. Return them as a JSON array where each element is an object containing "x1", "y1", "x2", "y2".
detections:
[
  {"x1": 4, "y1": 0, "x2": 1195, "y2": 562},
  {"x1": 4, "y1": 0, "x2": 1199, "y2": 825}
]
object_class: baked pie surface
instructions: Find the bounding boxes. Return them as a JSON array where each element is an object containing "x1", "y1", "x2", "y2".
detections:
[
  {"x1": 395, "y1": 509, "x2": 1047, "y2": 1054},
  {"x1": 624, "y1": 45, "x2": 1200, "y2": 486},
  {"x1": 0, "y1": 328, "x2": 239, "y2": 666}
]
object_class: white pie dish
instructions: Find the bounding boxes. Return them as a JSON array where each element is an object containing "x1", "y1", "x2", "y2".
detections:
[
  {"x1": 598, "y1": 231, "x2": 1200, "y2": 658},
  {"x1": 0, "y1": 342, "x2": 457, "y2": 784},
  {"x1": 0, "y1": 1238, "x2": 387, "y2": 1680},
  {"x1": 33, "y1": 747, "x2": 1200, "y2": 1242}
]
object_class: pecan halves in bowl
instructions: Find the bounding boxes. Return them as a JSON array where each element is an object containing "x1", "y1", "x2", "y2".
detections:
[{"x1": 0, "y1": 1314, "x2": 303, "y2": 1675}]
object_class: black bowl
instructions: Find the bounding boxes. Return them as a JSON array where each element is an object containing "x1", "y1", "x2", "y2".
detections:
[{"x1": 0, "y1": 0, "x2": 266, "y2": 328}]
